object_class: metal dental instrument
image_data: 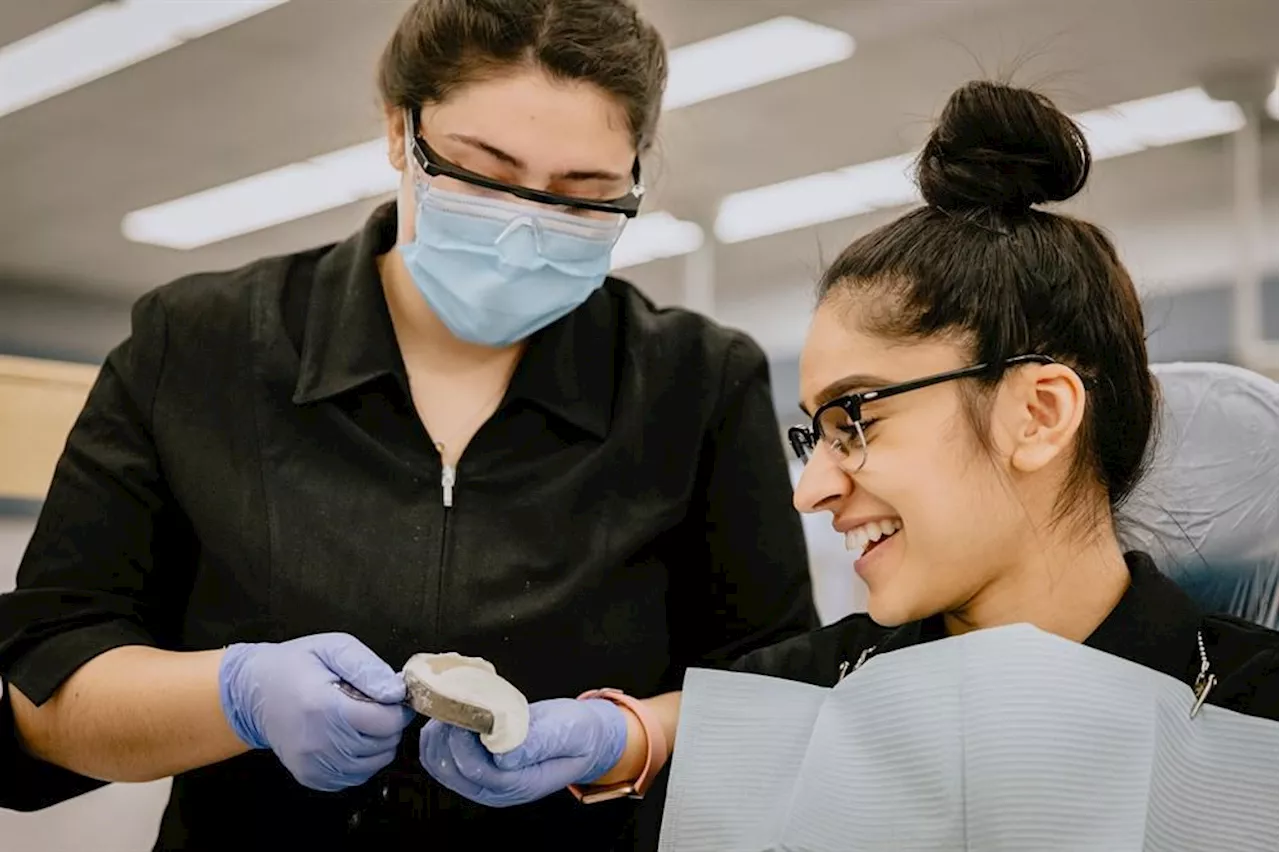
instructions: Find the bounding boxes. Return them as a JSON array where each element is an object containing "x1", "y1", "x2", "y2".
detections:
[{"x1": 336, "y1": 677, "x2": 496, "y2": 736}]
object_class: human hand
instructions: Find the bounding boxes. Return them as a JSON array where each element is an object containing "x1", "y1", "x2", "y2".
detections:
[
  {"x1": 419, "y1": 697, "x2": 627, "y2": 807},
  {"x1": 218, "y1": 633, "x2": 416, "y2": 792}
]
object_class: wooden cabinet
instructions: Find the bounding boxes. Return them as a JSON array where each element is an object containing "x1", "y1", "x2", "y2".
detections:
[{"x1": 0, "y1": 355, "x2": 98, "y2": 501}]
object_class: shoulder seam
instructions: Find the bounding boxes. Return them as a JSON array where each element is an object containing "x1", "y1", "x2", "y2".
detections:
[{"x1": 149, "y1": 296, "x2": 171, "y2": 429}]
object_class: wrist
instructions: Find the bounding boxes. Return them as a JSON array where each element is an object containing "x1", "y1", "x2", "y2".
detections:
[
  {"x1": 576, "y1": 698, "x2": 630, "y2": 784},
  {"x1": 567, "y1": 688, "x2": 669, "y2": 802},
  {"x1": 590, "y1": 702, "x2": 646, "y2": 786},
  {"x1": 217, "y1": 644, "x2": 267, "y2": 750}
]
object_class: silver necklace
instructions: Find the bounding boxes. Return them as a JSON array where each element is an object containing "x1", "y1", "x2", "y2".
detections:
[
  {"x1": 1190, "y1": 629, "x2": 1217, "y2": 719},
  {"x1": 835, "y1": 644, "x2": 877, "y2": 684}
]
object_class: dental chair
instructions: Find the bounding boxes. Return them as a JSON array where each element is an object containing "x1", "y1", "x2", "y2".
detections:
[{"x1": 1118, "y1": 362, "x2": 1279, "y2": 629}]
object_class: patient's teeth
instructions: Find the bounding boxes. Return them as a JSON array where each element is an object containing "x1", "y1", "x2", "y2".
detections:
[{"x1": 846, "y1": 519, "x2": 903, "y2": 554}]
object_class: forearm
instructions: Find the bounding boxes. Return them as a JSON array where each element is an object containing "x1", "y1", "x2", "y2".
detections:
[
  {"x1": 10, "y1": 645, "x2": 250, "y2": 783},
  {"x1": 594, "y1": 690, "x2": 681, "y2": 786}
]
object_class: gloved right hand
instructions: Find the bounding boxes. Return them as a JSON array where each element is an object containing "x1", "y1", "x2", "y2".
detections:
[
  {"x1": 419, "y1": 697, "x2": 628, "y2": 807},
  {"x1": 218, "y1": 633, "x2": 416, "y2": 792}
]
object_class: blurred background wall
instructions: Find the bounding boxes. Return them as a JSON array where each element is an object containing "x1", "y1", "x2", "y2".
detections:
[{"x1": 0, "y1": 1, "x2": 1276, "y2": 849}]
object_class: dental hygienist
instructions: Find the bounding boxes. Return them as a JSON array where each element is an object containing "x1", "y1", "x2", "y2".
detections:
[{"x1": 0, "y1": 1, "x2": 815, "y2": 849}]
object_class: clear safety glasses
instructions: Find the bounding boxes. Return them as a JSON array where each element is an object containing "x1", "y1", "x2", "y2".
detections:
[
  {"x1": 403, "y1": 108, "x2": 641, "y2": 244},
  {"x1": 788, "y1": 355, "x2": 1059, "y2": 472}
]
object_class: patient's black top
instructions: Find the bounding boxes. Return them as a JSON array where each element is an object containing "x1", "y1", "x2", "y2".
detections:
[{"x1": 735, "y1": 551, "x2": 1278, "y2": 721}]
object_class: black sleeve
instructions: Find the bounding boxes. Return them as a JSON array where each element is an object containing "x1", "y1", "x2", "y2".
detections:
[
  {"x1": 0, "y1": 290, "x2": 197, "y2": 810},
  {"x1": 0, "y1": 677, "x2": 104, "y2": 811},
  {"x1": 666, "y1": 335, "x2": 817, "y2": 679}
]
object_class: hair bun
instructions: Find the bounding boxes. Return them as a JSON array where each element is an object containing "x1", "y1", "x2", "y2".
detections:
[{"x1": 917, "y1": 81, "x2": 1091, "y2": 213}]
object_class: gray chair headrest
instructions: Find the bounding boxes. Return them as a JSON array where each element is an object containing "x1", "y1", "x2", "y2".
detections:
[{"x1": 1118, "y1": 362, "x2": 1278, "y2": 628}]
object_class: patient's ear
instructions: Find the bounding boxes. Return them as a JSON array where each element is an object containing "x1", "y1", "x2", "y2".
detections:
[{"x1": 1002, "y1": 363, "x2": 1088, "y2": 474}]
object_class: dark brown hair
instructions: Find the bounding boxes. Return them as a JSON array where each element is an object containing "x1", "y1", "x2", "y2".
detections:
[
  {"x1": 377, "y1": 0, "x2": 667, "y2": 152},
  {"x1": 818, "y1": 80, "x2": 1155, "y2": 517}
]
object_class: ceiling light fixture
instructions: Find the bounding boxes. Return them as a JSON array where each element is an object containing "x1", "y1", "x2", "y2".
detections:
[
  {"x1": 663, "y1": 16, "x2": 855, "y2": 111},
  {"x1": 611, "y1": 213, "x2": 705, "y2": 270},
  {"x1": 0, "y1": 0, "x2": 287, "y2": 120},
  {"x1": 715, "y1": 153, "x2": 916, "y2": 245},
  {"x1": 122, "y1": 139, "x2": 392, "y2": 250},
  {"x1": 714, "y1": 87, "x2": 1248, "y2": 244},
  {"x1": 1073, "y1": 87, "x2": 1245, "y2": 160}
]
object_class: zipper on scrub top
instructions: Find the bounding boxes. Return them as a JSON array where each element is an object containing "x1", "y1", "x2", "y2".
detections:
[
  {"x1": 432, "y1": 442, "x2": 453, "y2": 644},
  {"x1": 436, "y1": 442, "x2": 455, "y2": 508}
]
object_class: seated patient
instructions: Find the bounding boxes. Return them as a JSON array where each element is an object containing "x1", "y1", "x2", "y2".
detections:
[{"x1": 418, "y1": 80, "x2": 1279, "y2": 817}]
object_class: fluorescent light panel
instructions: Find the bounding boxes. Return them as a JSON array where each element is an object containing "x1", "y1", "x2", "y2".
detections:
[
  {"x1": 715, "y1": 87, "x2": 1248, "y2": 244},
  {"x1": 663, "y1": 16, "x2": 854, "y2": 111},
  {"x1": 0, "y1": 0, "x2": 286, "y2": 119},
  {"x1": 611, "y1": 213, "x2": 704, "y2": 270},
  {"x1": 1073, "y1": 87, "x2": 1245, "y2": 160},
  {"x1": 122, "y1": 14, "x2": 853, "y2": 253},
  {"x1": 715, "y1": 154, "x2": 917, "y2": 244},
  {"x1": 122, "y1": 140, "x2": 394, "y2": 249}
]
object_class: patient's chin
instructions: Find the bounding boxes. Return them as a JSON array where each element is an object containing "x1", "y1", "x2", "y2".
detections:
[{"x1": 865, "y1": 593, "x2": 913, "y2": 629}]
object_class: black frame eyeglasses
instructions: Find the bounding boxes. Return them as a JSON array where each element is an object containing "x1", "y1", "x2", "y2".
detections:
[
  {"x1": 404, "y1": 108, "x2": 644, "y2": 218},
  {"x1": 788, "y1": 354, "x2": 1059, "y2": 472}
]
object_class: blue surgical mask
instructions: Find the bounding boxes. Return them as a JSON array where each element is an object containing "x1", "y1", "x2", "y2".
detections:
[{"x1": 398, "y1": 187, "x2": 622, "y2": 347}]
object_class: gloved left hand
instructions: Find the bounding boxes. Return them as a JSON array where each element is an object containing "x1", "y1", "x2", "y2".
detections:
[{"x1": 419, "y1": 697, "x2": 627, "y2": 808}]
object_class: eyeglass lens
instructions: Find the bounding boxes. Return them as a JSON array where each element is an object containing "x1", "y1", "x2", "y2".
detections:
[
  {"x1": 793, "y1": 403, "x2": 868, "y2": 470},
  {"x1": 816, "y1": 404, "x2": 867, "y2": 469}
]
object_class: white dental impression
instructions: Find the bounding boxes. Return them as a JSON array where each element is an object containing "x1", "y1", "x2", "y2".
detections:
[
  {"x1": 402, "y1": 652, "x2": 530, "y2": 754},
  {"x1": 845, "y1": 518, "x2": 902, "y2": 555}
]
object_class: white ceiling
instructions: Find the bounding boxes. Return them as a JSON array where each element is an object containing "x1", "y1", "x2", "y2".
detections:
[
  {"x1": 0, "y1": 0, "x2": 1275, "y2": 357},
  {"x1": 0, "y1": 0, "x2": 99, "y2": 46}
]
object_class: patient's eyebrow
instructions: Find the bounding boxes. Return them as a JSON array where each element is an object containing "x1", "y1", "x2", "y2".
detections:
[{"x1": 801, "y1": 373, "x2": 893, "y2": 416}]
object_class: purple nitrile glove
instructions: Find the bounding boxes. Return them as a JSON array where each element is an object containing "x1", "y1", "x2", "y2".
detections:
[
  {"x1": 419, "y1": 697, "x2": 627, "y2": 808},
  {"x1": 218, "y1": 633, "x2": 416, "y2": 792}
]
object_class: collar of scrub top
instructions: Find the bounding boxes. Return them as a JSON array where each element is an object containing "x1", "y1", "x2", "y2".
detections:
[
  {"x1": 291, "y1": 203, "x2": 616, "y2": 438},
  {"x1": 404, "y1": 107, "x2": 644, "y2": 218}
]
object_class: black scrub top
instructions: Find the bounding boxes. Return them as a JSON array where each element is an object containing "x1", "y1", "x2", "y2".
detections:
[
  {"x1": 0, "y1": 202, "x2": 816, "y2": 850},
  {"x1": 734, "y1": 552, "x2": 1278, "y2": 721}
]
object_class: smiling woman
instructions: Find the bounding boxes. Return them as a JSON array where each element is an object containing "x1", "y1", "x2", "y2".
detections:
[
  {"x1": 791, "y1": 80, "x2": 1151, "y2": 633},
  {"x1": 0, "y1": 2, "x2": 815, "y2": 850}
]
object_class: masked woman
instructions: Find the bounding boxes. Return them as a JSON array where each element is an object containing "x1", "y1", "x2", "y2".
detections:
[{"x1": 0, "y1": 2, "x2": 815, "y2": 849}]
